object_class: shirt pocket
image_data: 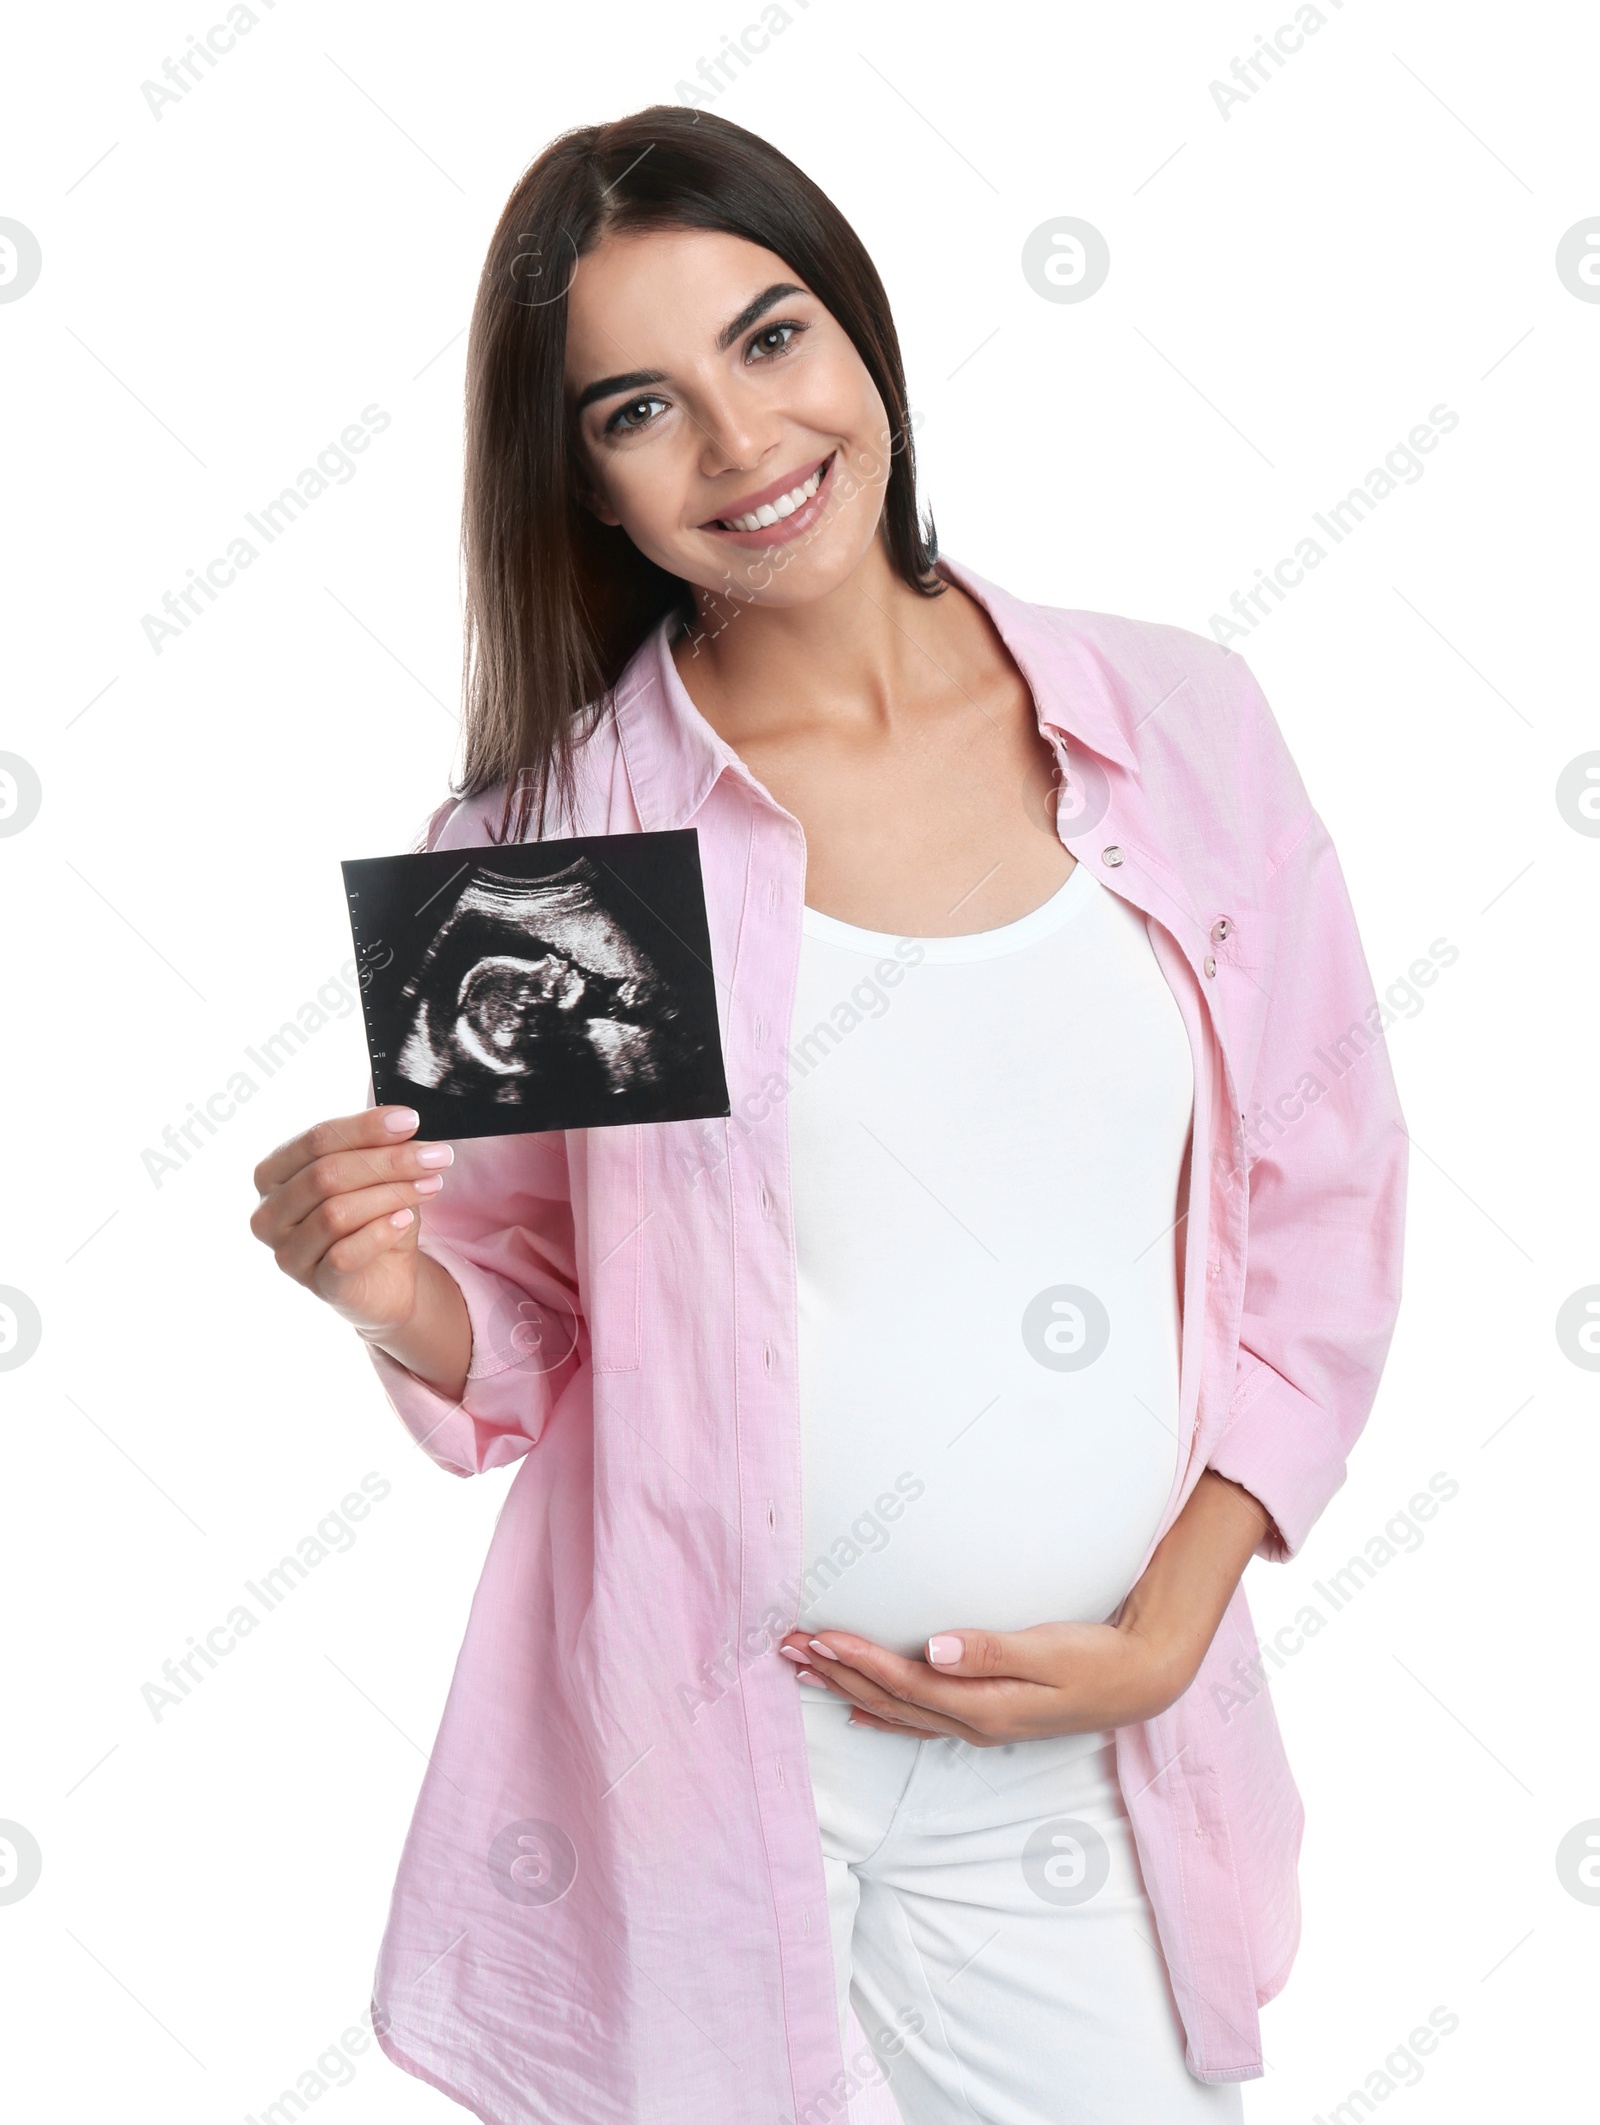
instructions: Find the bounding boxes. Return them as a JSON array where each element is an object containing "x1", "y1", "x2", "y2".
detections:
[{"x1": 572, "y1": 1125, "x2": 645, "y2": 1374}]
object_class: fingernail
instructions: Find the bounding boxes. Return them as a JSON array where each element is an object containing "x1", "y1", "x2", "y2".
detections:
[
  {"x1": 797, "y1": 1670, "x2": 828, "y2": 1688},
  {"x1": 807, "y1": 1639, "x2": 839, "y2": 1660},
  {"x1": 415, "y1": 1144, "x2": 453, "y2": 1167},
  {"x1": 384, "y1": 1108, "x2": 420, "y2": 1134},
  {"x1": 414, "y1": 1175, "x2": 445, "y2": 1195},
  {"x1": 926, "y1": 1635, "x2": 962, "y2": 1666},
  {"x1": 390, "y1": 1208, "x2": 414, "y2": 1228},
  {"x1": 777, "y1": 1646, "x2": 807, "y2": 1664}
]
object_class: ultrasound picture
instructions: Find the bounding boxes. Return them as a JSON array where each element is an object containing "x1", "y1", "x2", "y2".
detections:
[{"x1": 341, "y1": 831, "x2": 730, "y2": 1140}]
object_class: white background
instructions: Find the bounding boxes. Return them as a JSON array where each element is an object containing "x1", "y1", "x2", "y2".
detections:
[{"x1": 2, "y1": 1, "x2": 1597, "y2": 2119}]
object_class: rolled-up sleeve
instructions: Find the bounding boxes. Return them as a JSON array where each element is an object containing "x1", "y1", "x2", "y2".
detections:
[
  {"x1": 363, "y1": 1126, "x2": 583, "y2": 1478},
  {"x1": 1205, "y1": 673, "x2": 1409, "y2": 1561}
]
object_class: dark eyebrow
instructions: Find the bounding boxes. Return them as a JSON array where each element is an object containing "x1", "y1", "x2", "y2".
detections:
[
  {"x1": 570, "y1": 283, "x2": 809, "y2": 417},
  {"x1": 573, "y1": 367, "x2": 666, "y2": 417},
  {"x1": 715, "y1": 281, "x2": 806, "y2": 351}
]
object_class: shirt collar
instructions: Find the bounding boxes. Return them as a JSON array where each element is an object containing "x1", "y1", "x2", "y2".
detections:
[
  {"x1": 934, "y1": 556, "x2": 1141, "y2": 775},
  {"x1": 611, "y1": 554, "x2": 1140, "y2": 833}
]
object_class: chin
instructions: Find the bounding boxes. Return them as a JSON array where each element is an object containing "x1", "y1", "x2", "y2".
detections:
[{"x1": 712, "y1": 518, "x2": 884, "y2": 608}]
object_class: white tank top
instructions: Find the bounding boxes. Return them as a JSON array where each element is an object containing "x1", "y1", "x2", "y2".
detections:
[{"x1": 788, "y1": 861, "x2": 1194, "y2": 1658}]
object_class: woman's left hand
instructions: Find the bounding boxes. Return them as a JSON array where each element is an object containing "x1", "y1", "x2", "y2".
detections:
[{"x1": 778, "y1": 1469, "x2": 1273, "y2": 1745}]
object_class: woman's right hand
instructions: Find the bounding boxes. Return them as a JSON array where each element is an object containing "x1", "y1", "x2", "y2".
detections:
[{"x1": 250, "y1": 1105, "x2": 453, "y2": 1341}]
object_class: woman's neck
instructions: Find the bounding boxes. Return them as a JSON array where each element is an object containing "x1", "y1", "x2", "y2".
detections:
[{"x1": 671, "y1": 536, "x2": 961, "y2": 748}]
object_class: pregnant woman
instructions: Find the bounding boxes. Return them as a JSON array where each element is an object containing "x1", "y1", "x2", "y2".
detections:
[{"x1": 250, "y1": 108, "x2": 1407, "y2": 2125}]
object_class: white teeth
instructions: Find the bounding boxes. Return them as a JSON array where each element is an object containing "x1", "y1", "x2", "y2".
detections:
[{"x1": 722, "y1": 461, "x2": 827, "y2": 532}]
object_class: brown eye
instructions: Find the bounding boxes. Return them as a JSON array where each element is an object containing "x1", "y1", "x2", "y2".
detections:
[
  {"x1": 607, "y1": 394, "x2": 667, "y2": 435},
  {"x1": 748, "y1": 322, "x2": 801, "y2": 361}
]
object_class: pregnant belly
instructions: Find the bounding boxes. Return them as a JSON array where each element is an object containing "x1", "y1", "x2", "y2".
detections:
[{"x1": 795, "y1": 1394, "x2": 1181, "y2": 1660}]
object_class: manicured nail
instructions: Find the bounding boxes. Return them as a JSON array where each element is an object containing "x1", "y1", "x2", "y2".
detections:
[
  {"x1": 926, "y1": 1635, "x2": 962, "y2": 1666},
  {"x1": 415, "y1": 1144, "x2": 453, "y2": 1167},
  {"x1": 390, "y1": 1208, "x2": 414, "y2": 1228},
  {"x1": 414, "y1": 1175, "x2": 444, "y2": 1195},
  {"x1": 384, "y1": 1108, "x2": 420, "y2": 1133},
  {"x1": 807, "y1": 1639, "x2": 839, "y2": 1661},
  {"x1": 777, "y1": 1646, "x2": 807, "y2": 1664},
  {"x1": 797, "y1": 1670, "x2": 828, "y2": 1688}
]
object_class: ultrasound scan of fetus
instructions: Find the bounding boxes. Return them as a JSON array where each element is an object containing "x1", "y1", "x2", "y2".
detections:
[{"x1": 394, "y1": 859, "x2": 690, "y2": 1114}]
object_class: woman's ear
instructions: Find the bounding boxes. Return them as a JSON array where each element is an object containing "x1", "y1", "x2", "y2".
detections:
[{"x1": 573, "y1": 477, "x2": 623, "y2": 529}]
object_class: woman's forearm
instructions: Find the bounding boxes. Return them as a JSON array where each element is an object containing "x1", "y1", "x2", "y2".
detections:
[
  {"x1": 1117, "y1": 1470, "x2": 1273, "y2": 1697},
  {"x1": 357, "y1": 1249, "x2": 473, "y2": 1403}
]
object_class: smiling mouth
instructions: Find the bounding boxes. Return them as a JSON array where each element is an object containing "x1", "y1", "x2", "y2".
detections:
[{"x1": 708, "y1": 453, "x2": 834, "y2": 533}]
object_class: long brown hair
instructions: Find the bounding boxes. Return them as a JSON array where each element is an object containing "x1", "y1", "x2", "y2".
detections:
[{"x1": 457, "y1": 104, "x2": 941, "y2": 844}]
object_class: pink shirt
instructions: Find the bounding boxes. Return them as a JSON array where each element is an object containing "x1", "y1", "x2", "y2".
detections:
[{"x1": 362, "y1": 558, "x2": 1407, "y2": 2122}]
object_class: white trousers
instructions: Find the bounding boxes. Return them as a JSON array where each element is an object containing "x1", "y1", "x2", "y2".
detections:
[{"x1": 799, "y1": 1691, "x2": 1246, "y2": 2125}]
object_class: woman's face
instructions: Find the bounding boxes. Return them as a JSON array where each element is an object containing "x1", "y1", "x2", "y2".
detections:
[{"x1": 564, "y1": 225, "x2": 895, "y2": 608}]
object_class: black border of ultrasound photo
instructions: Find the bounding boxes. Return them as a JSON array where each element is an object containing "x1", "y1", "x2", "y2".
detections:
[{"x1": 341, "y1": 828, "x2": 731, "y2": 1141}]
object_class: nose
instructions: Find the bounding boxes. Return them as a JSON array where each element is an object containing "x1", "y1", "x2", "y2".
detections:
[{"x1": 692, "y1": 370, "x2": 785, "y2": 484}]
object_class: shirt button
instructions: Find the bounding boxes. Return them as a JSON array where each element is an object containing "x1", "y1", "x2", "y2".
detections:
[
  {"x1": 1210, "y1": 917, "x2": 1233, "y2": 943},
  {"x1": 1203, "y1": 955, "x2": 1217, "y2": 977},
  {"x1": 1100, "y1": 845, "x2": 1124, "y2": 868}
]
